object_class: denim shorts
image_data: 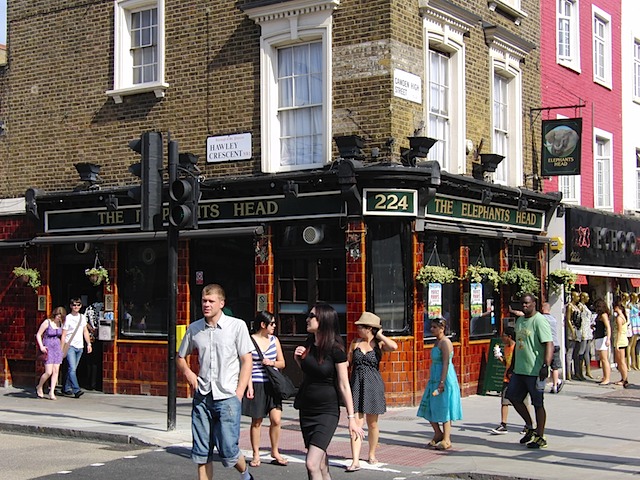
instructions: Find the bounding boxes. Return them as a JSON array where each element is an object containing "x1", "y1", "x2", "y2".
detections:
[
  {"x1": 505, "y1": 373, "x2": 544, "y2": 408},
  {"x1": 191, "y1": 392, "x2": 242, "y2": 467}
]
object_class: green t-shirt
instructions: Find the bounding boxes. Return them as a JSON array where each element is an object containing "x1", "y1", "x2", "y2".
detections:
[{"x1": 513, "y1": 312, "x2": 553, "y2": 376}]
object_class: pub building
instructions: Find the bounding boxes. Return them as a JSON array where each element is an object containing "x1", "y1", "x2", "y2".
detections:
[{"x1": 6, "y1": 155, "x2": 560, "y2": 405}]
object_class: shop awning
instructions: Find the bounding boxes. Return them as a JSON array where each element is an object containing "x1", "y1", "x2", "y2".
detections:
[
  {"x1": 631, "y1": 278, "x2": 640, "y2": 288},
  {"x1": 29, "y1": 225, "x2": 264, "y2": 245},
  {"x1": 574, "y1": 274, "x2": 588, "y2": 285},
  {"x1": 418, "y1": 220, "x2": 551, "y2": 243},
  {"x1": 565, "y1": 264, "x2": 640, "y2": 279}
]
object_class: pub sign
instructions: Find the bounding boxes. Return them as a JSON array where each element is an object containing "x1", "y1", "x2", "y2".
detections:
[{"x1": 541, "y1": 118, "x2": 582, "y2": 176}]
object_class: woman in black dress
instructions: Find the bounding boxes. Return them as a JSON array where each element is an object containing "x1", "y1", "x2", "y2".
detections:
[{"x1": 294, "y1": 304, "x2": 365, "y2": 479}]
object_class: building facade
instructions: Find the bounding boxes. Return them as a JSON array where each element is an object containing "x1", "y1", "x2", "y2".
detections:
[{"x1": 0, "y1": 0, "x2": 558, "y2": 404}]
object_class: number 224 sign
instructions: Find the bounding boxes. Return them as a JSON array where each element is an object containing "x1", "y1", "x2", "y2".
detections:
[{"x1": 363, "y1": 189, "x2": 417, "y2": 217}]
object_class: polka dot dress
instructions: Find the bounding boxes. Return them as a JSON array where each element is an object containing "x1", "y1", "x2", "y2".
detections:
[{"x1": 350, "y1": 347, "x2": 386, "y2": 414}]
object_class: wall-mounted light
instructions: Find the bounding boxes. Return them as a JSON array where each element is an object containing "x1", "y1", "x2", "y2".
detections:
[
  {"x1": 556, "y1": 204, "x2": 566, "y2": 218},
  {"x1": 472, "y1": 153, "x2": 505, "y2": 181},
  {"x1": 334, "y1": 135, "x2": 365, "y2": 160},
  {"x1": 481, "y1": 189, "x2": 493, "y2": 205},
  {"x1": 25, "y1": 187, "x2": 43, "y2": 220},
  {"x1": 75, "y1": 163, "x2": 102, "y2": 186},
  {"x1": 517, "y1": 197, "x2": 529, "y2": 212},
  {"x1": 104, "y1": 194, "x2": 118, "y2": 211},
  {"x1": 400, "y1": 136, "x2": 438, "y2": 167},
  {"x1": 283, "y1": 180, "x2": 299, "y2": 198}
]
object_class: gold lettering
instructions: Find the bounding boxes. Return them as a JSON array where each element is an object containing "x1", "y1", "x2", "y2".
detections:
[{"x1": 97, "y1": 211, "x2": 124, "y2": 225}]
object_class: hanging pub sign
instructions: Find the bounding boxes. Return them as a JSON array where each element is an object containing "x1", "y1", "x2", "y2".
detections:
[{"x1": 541, "y1": 118, "x2": 582, "y2": 176}]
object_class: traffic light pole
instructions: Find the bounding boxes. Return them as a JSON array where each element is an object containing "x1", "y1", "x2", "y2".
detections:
[{"x1": 167, "y1": 138, "x2": 179, "y2": 431}]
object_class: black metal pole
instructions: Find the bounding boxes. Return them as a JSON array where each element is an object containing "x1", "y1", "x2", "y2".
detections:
[{"x1": 167, "y1": 137, "x2": 179, "y2": 431}]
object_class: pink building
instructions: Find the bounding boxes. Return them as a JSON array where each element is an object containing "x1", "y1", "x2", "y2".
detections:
[{"x1": 541, "y1": 0, "x2": 622, "y2": 213}]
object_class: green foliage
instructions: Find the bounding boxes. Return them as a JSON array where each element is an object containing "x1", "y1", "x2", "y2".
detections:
[
  {"x1": 85, "y1": 266, "x2": 110, "y2": 290},
  {"x1": 416, "y1": 265, "x2": 457, "y2": 286},
  {"x1": 501, "y1": 266, "x2": 539, "y2": 298},
  {"x1": 12, "y1": 266, "x2": 41, "y2": 292},
  {"x1": 465, "y1": 265, "x2": 501, "y2": 287},
  {"x1": 548, "y1": 269, "x2": 577, "y2": 294}
]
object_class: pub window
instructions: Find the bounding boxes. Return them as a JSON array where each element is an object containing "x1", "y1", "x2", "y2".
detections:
[
  {"x1": 467, "y1": 238, "x2": 501, "y2": 339},
  {"x1": 422, "y1": 234, "x2": 460, "y2": 341},
  {"x1": 275, "y1": 223, "x2": 346, "y2": 336},
  {"x1": 368, "y1": 221, "x2": 412, "y2": 334},
  {"x1": 119, "y1": 241, "x2": 167, "y2": 338}
]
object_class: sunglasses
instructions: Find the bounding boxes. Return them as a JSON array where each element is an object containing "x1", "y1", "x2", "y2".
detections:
[
  {"x1": 268, "y1": 321, "x2": 276, "y2": 326},
  {"x1": 72, "y1": 303, "x2": 82, "y2": 306},
  {"x1": 307, "y1": 313, "x2": 317, "y2": 319}
]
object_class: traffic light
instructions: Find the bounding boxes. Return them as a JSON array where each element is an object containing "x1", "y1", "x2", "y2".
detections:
[
  {"x1": 128, "y1": 132, "x2": 163, "y2": 231},
  {"x1": 169, "y1": 151, "x2": 199, "y2": 230}
]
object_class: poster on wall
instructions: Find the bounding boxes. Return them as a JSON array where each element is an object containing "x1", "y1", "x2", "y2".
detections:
[
  {"x1": 541, "y1": 118, "x2": 582, "y2": 176},
  {"x1": 470, "y1": 282, "x2": 484, "y2": 317},
  {"x1": 427, "y1": 283, "x2": 442, "y2": 318}
]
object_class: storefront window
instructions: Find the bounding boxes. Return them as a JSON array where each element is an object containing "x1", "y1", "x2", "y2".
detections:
[
  {"x1": 467, "y1": 238, "x2": 501, "y2": 339},
  {"x1": 423, "y1": 234, "x2": 460, "y2": 341},
  {"x1": 119, "y1": 242, "x2": 167, "y2": 338},
  {"x1": 368, "y1": 221, "x2": 411, "y2": 334},
  {"x1": 275, "y1": 223, "x2": 346, "y2": 335}
]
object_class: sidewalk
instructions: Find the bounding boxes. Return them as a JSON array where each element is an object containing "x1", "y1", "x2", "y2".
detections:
[{"x1": 1, "y1": 367, "x2": 639, "y2": 479}]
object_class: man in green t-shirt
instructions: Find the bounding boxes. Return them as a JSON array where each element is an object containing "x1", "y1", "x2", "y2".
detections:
[{"x1": 505, "y1": 293, "x2": 553, "y2": 449}]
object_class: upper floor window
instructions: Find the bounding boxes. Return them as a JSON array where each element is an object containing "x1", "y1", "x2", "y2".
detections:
[
  {"x1": 636, "y1": 149, "x2": 640, "y2": 210},
  {"x1": 428, "y1": 49, "x2": 450, "y2": 171},
  {"x1": 422, "y1": 3, "x2": 476, "y2": 175},
  {"x1": 592, "y1": 6, "x2": 612, "y2": 88},
  {"x1": 246, "y1": 0, "x2": 337, "y2": 174},
  {"x1": 557, "y1": 0, "x2": 580, "y2": 72},
  {"x1": 484, "y1": 24, "x2": 530, "y2": 187},
  {"x1": 634, "y1": 40, "x2": 640, "y2": 100},
  {"x1": 278, "y1": 43, "x2": 323, "y2": 168},
  {"x1": 558, "y1": 175, "x2": 580, "y2": 204},
  {"x1": 106, "y1": 0, "x2": 168, "y2": 104},
  {"x1": 594, "y1": 129, "x2": 613, "y2": 210}
]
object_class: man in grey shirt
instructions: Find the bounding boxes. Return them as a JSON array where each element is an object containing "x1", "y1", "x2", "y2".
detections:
[
  {"x1": 177, "y1": 284, "x2": 256, "y2": 480},
  {"x1": 542, "y1": 302, "x2": 563, "y2": 394}
]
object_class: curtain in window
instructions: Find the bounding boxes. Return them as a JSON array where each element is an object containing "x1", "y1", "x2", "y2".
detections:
[{"x1": 278, "y1": 42, "x2": 323, "y2": 166}]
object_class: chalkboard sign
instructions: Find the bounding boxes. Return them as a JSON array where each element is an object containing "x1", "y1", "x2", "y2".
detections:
[{"x1": 481, "y1": 337, "x2": 506, "y2": 395}]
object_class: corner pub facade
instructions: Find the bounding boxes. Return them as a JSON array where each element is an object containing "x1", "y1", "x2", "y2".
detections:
[{"x1": 0, "y1": 0, "x2": 560, "y2": 405}]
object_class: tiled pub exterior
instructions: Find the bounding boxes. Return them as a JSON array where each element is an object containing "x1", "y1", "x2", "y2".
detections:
[{"x1": 0, "y1": 0, "x2": 557, "y2": 405}]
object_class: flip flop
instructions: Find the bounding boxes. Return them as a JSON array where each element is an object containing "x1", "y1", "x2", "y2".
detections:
[
  {"x1": 345, "y1": 465, "x2": 361, "y2": 472},
  {"x1": 270, "y1": 458, "x2": 288, "y2": 466},
  {"x1": 367, "y1": 458, "x2": 379, "y2": 465},
  {"x1": 249, "y1": 459, "x2": 261, "y2": 467}
]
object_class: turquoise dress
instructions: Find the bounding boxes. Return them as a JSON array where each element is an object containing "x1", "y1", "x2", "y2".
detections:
[{"x1": 417, "y1": 345, "x2": 462, "y2": 423}]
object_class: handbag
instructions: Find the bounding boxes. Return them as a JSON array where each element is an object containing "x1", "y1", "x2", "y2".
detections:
[
  {"x1": 250, "y1": 336, "x2": 296, "y2": 400},
  {"x1": 37, "y1": 349, "x2": 48, "y2": 363}
]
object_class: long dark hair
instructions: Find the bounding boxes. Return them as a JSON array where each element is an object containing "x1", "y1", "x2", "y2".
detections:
[
  {"x1": 594, "y1": 298, "x2": 610, "y2": 316},
  {"x1": 306, "y1": 303, "x2": 344, "y2": 363},
  {"x1": 612, "y1": 298, "x2": 627, "y2": 320},
  {"x1": 252, "y1": 311, "x2": 274, "y2": 333}
]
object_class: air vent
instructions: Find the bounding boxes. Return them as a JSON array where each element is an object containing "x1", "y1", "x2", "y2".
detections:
[{"x1": 302, "y1": 226, "x2": 324, "y2": 245}]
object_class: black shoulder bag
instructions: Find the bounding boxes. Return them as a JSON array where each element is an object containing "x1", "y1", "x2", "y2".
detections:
[{"x1": 250, "y1": 336, "x2": 296, "y2": 400}]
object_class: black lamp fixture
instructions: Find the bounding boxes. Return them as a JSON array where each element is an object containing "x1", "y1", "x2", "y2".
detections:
[
  {"x1": 25, "y1": 187, "x2": 43, "y2": 220},
  {"x1": 479, "y1": 153, "x2": 505, "y2": 173},
  {"x1": 334, "y1": 135, "x2": 365, "y2": 160},
  {"x1": 74, "y1": 162, "x2": 102, "y2": 190},
  {"x1": 481, "y1": 189, "x2": 493, "y2": 205},
  {"x1": 517, "y1": 197, "x2": 529, "y2": 212},
  {"x1": 104, "y1": 194, "x2": 118, "y2": 211},
  {"x1": 283, "y1": 180, "x2": 299, "y2": 198},
  {"x1": 401, "y1": 136, "x2": 438, "y2": 167},
  {"x1": 556, "y1": 204, "x2": 566, "y2": 218}
]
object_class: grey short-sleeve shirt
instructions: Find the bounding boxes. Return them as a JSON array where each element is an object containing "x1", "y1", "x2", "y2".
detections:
[{"x1": 178, "y1": 313, "x2": 254, "y2": 399}]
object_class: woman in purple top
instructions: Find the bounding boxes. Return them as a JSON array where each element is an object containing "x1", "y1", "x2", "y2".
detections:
[{"x1": 35, "y1": 306, "x2": 66, "y2": 400}]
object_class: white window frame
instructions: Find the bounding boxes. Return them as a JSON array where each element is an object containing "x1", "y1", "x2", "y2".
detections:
[
  {"x1": 488, "y1": 1, "x2": 528, "y2": 26},
  {"x1": 423, "y1": 6, "x2": 470, "y2": 175},
  {"x1": 593, "y1": 128, "x2": 613, "y2": 210},
  {"x1": 556, "y1": 115, "x2": 580, "y2": 203},
  {"x1": 592, "y1": 5, "x2": 612, "y2": 88},
  {"x1": 106, "y1": 0, "x2": 168, "y2": 104},
  {"x1": 634, "y1": 39, "x2": 640, "y2": 102},
  {"x1": 557, "y1": 0, "x2": 581, "y2": 73},
  {"x1": 246, "y1": 0, "x2": 338, "y2": 174}
]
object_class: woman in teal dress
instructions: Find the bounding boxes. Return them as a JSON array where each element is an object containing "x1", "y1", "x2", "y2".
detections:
[{"x1": 417, "y1": 318, "x2": 462, "y2": 450}]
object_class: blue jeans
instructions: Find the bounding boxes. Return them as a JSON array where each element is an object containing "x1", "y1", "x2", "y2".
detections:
[
  {"x1": 64, "y1": 346, "x2": 83, "y2": 394},
  {"x1": 191, "y1": 392, "x2": 241, "y2": 467}
]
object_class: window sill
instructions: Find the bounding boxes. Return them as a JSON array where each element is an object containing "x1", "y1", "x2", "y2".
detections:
[
  {"x1": 106, "y1": 82, "x2": 170, "y2": 104},
  {"x1": 488, "y1": 0, "x2": 528, "y2": 25},
  {"x1": 593, "y1": 77, "x2": 612, "y2": 90},
  {"x1": 557, "y1": 59, "x2": 581, "y2": 74}
]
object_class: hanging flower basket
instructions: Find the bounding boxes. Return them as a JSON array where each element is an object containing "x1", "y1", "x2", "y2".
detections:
[
  {"x1": 85, "y1": 266, "x2": 110, "y2": 288},
  {"x1": 416, "y1": 265, "x2": 457, "y2": 286},
  {"x1": 548, "y1": 269, "x2": 577, "y2": 295},
  {"x1": 12, "y1": 266, "x2": 41, "y2": 292},
  {"x1": 501, "y1": 266, "x2": 539, "y2": 298},
  {"x1": 464, "y1": 265, "x2": 501, "y2": 287}
]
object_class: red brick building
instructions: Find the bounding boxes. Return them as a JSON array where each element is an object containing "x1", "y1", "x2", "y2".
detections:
[{"x1": 1, "y1": 0, "x2": 559, "y2": 404}]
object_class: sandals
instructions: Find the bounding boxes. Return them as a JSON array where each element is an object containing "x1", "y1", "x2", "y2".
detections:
[
  {"x1": 367, "y1": 457, "x2": 379, "y2": 465},
  {"x1": 615, "y1": 380, "x2": 630, "y2": 388},
  {"x1": 270, "y1": 457, "x2": 288, "y2": 466},
  {"x1": 249, "y1": 458, "x2": 261, "y2": 467},
  {"x1": 435, "y1": 440, "x2": 452, "y2": 450},
  {"x1": 345, "y1": 465, "x2": 361, "y2": 472},
  {"x1": 428, "y1": 437, "x2": 444, "y2": 448}
]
